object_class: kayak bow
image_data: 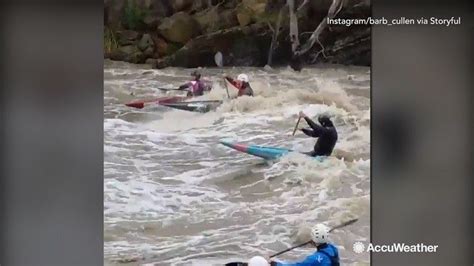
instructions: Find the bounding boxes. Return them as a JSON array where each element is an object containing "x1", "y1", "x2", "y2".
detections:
[
  {"x1": 220, "y1": 141, "x2": 325, "y2": 161},
  {"x1": 125, "y1": 96, "x2": 188, "y2": 109}
]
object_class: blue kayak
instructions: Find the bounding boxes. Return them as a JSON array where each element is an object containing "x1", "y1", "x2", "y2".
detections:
[
  {"x1": 220, "y1": 141, "x2": 324, "y2": 161},
  {"x1": 219, "y1": 141, "x2": 292, "y2": 160}
]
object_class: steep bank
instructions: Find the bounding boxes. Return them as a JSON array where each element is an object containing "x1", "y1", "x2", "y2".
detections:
[{"x1": 104, "y1": 0, "x2": 371, "y2": 68}]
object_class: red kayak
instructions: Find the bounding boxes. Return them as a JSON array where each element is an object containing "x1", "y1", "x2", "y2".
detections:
[{"x1": 125, "y1": 96, "x2": 189, "y2": 109}]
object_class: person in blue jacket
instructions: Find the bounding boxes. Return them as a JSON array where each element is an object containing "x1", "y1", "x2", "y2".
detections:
[{"x1": 269, "y1": 224, "x2": 340, "y2": 266}]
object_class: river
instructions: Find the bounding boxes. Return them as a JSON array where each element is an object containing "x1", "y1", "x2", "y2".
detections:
[{"x1": 104, "y1": 59, "x2": 370, "y2": 265}]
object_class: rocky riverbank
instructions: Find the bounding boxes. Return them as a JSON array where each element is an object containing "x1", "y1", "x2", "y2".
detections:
[{"x1": 104, "y1": 0, "x2": 371, "y2": 68}]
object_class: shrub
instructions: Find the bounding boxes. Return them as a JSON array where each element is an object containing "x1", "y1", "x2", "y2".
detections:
[
  {"x1": 123, "y1": 0, "x2": 148, "y2": 30},
  {"x1": 104, "y1": 26, "x2": 119, "y2": 53}
]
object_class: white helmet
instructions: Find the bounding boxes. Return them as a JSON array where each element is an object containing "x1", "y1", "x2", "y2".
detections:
[
  {"x1": 311, "y1": 224, "x2": 330, "y2": 244},
  {"x1": 237, "y1": 73, "x2": 249, "y2": 83},
  {"x1": 248, "y1": 256, "x2": 269, "y2": 266}
]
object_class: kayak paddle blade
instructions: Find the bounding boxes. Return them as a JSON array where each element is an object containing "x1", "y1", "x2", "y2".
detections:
[{"x1": 215, "y1": 51, "x2": 223, "y2": 67}]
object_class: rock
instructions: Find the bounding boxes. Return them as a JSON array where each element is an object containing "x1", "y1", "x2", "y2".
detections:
[
  {"x1": 138, "y1": 33, "x2": 153, "y2": 51},
  {"x1": 194, "y1": 8, "x2": 219, "y2": 33},
  {"x1": 158, "y1": 12, "x2": 201, "y2": 44},
  {"x1": 242, "y1": 0, "x2": 268, "y2": 15},
  {"x1": 172, "y1": 0, "x2": 194, "y2": 12},
  {"x1": 110, "y1": 45, "x2": 146, "y2": 64},
  {"x1": 142, "y1": 0, "x2": 173, "y2": 18},
  {"x1": 161, "y1": 25, "x2": 271, "y2": 67},
  {"x1": 220, "y1": 9, "x2": 239, "y2": 28},
  {"x1": 236, "y1": 7, "x2": 252, "y2": 26},
  {"x1": 154, "y1": 59, "x2": 169, "y2": 69},
  {"x1": 165, "y1": 42, "x2": 183, "y2": 55},
  {"x1": 145, "y1": 58, "x2": 157, "y2": 65},
  {"x1": 238, "y1": 0, "x2": 282, "y2": 26},
  {"x1": 151, "y1": 36, "x2": 169, "y2": 56},
  {"x1": 143, "y1": 46, "x2": 154, "y2": 57},
  {"x1": 143, "y1": 15, "x2": 160, "y2": 30},
  {"x1": 194, "y1": 6, "x2": 238, "y2": 34},
  {"x1": 194, "y1": 7, "x2": 220, "y2": 33},
  {"x1": 117, "y1": 30, "x2": 140, "y2": 45},
  {"x1": 229, "y1": 37, "x2": 262, "y2": 65},
  {"x1": 119, "y1": 45, "x2": 137, "y2": 55},
  {"x1": 129, "y1": 51, "x2": 146, "y2": 64},
  {"x1": 191, "y1": 0, "x2": 211, "y2": 12}
]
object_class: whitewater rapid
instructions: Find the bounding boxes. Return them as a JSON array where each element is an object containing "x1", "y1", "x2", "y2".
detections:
[{"x1": 104, "y1": 60, "x2": 370, "y2": 265}]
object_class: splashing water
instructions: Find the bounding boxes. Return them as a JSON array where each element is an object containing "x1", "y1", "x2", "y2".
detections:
[{"x1": 104, "y1": 60, "x2": 370, "y2": 265}]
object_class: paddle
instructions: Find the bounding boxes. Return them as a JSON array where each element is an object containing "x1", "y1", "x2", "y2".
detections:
[
  {"x1": 292, "y1": 116, "x2": 302, "y2": 136},
  {"x1": 214, "y1": 51, "x2": 231, "y2": 100},
  {"x1": 215, "y1": 51, "x2": 223, "y2": 67},
  {"x1": 157, "y1": 87, "x2": 182, "y2": 91},
  {"x1": 269, "y1": 218, "x2": 358, "y2": 259},
  {"x1": 223, "y1": 77, "x2": 231, "y2": 99}
]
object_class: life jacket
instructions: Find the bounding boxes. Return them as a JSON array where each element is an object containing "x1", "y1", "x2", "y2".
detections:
[
  {"x1": 317, "y1": 244, "x2": 340, "y2": 266},
  {"x1": 190, "y1": 80, "x2": 204, "y2": 96}
]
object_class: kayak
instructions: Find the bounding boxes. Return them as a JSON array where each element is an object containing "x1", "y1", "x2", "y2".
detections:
[
  {"x1": 220, "y1": 141, "x2": 292, "y2": 160},
  {"x1": 125, "y1": 96, "x2": 189, "y2": 109},
  {"x1": 220, "y1": 141, "x2": 324, "y2": 161},
  {"x1": 161, "y1": 100, "x2": 223, "y2": 113},
  {"x1": 224, "y1": 77, "x2": 238, "y2": 98}
]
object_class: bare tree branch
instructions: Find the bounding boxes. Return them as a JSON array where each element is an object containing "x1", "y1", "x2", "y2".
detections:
[
  {"x1": 287, "y1": 0, "x2": 300, "y2": 53},
  {"x1": 295, "y1": 0, "x2": 343, "y2": 56},
  {"x1": 267, "y1": 6, "x2": 285, "y2": 66},
  {"x1": 267, "y1": 22, "x2": 275, "y2": 33},
  {"x1": 297, "y1": 0, "x2": 309, "y2": 12}
]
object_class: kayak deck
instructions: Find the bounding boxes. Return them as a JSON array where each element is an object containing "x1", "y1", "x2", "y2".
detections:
[
  {"x1": 125, "y1": 96, "x2": 189, "y2": 109},
  {"x1": 220, "y1": 141, "x2": 292, "y2": 160},
  {"x1": 220, "y1": 141, "x2": 324, "y2": 161},
  {"x1": 161, "y1": 100, "x2": 223, "y2": 113}
]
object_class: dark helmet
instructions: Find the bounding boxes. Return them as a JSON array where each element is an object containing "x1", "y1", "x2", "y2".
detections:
[
  {"x1": 191, "y1": 70, "x2": 201, "y2": 79},
  {"x1": 318, "y1": 115, "x2": 333, "y2": 127}
]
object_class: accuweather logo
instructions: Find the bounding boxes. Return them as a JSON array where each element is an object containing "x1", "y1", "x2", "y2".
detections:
[{"x1": 352, "y1": 241, "x2": 439, "y2": 253}]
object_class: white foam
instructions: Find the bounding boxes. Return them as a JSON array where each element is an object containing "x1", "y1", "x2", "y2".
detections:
[{"x1": 104, "y1": 63, "x2": 370, "y2": 265}]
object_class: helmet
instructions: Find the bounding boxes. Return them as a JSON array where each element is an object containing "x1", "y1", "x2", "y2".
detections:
[
  {"x1": 237, "y1": 73, "x2": 249, "y2": 83},
  {"x1": 318, "y1": 115, "x2": 333, "y2": 127},
  {"x1": 311, "y1": 224, "x2": 330, "y2": 244},
  {"x1": 191, "y1": 70, "x2": 201, "y2": 79},
  {"x1": 248, "y1": 256, "x2": 269, "y2": 266}
]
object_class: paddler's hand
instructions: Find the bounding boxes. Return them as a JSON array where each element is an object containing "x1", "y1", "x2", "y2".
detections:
[
  {"x1": 299, "y1": 111, "x2": 307, "y2": 118},
  {"x1": 269, "y1": 261, "x2": 278, "y2": 266}
]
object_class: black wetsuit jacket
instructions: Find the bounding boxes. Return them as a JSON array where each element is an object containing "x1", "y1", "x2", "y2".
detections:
[{"x1": 301, "y1": 117, "x2": 338, "y2": 156}]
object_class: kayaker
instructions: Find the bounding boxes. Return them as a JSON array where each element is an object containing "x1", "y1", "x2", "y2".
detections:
[
  {"x1": 178, "y1": 70, "x2": 210, "y2": 97},
  {"x1": 269, "y1": 224, "x2": 340, "y2": 266},
  {"x1": 224, "y1": 73, "x2": 254, "y2": 97},
  {"x1": 299, "y1": 111, "x2": 338, "y2": 157}
]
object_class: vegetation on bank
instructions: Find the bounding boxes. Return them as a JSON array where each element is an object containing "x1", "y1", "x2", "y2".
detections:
[
  {"x1": 104, "y1": 26, "x2": 119, "y2": 54},
  {"x1": 123, "y1": 0, "x2": 148, "y2": 30}
]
